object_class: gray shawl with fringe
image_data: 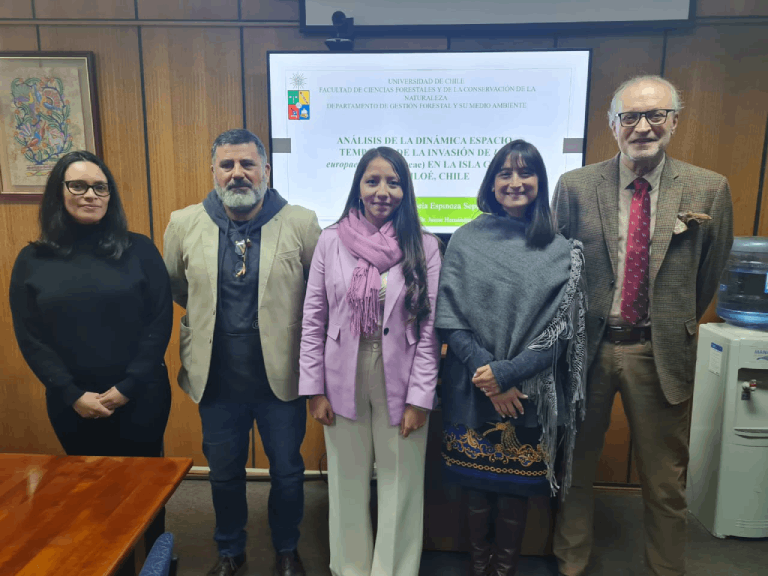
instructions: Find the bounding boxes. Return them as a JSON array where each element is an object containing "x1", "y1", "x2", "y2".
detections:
[{"x1": 435, "y1": 214, "x2": 587, "y2": 496}]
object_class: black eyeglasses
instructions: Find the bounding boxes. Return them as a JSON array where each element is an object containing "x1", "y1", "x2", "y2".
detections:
[
  {"x1": 234, "y1": 239, "x2": 251, "y2": 278},
  {"x1": 615, "y1": 109, "x2": 676, "y2": 128},
  {"x1": 64, "y1": 180, "x2": 111, "y2": 197}
]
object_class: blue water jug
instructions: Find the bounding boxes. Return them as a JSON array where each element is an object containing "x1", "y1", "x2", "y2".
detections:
[{"x1": 716, "y1": 236, "x2": 768, "y2": 330}]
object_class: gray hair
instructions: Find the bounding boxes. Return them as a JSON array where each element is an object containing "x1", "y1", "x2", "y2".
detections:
[
  {"x1": 211, "y1": 129, "x2": 268, "y2": 166},
  {"x1": 607, "y1": 75, "x2": 683, "y2": 125}
]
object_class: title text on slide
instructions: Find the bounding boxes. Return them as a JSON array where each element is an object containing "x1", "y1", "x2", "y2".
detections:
[
  {"x1": 326, "y1": 135, "x2": 516, "y2": 181},
  {"x1": 336, "y1": 136, "x2": 515, "y2": 145}
]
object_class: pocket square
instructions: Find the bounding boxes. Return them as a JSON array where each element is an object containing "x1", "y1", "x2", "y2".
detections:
[{"x1": 674, "y1": 211, "x2": 712, "y2": 234}]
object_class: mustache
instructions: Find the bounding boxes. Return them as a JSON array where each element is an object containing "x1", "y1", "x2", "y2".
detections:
[{"x1": 227, "y1": 181, "x2": 254, "y2": 191}]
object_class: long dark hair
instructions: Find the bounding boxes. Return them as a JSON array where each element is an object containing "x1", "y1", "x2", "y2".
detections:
[
  {"x1": 34, "y1": 150, "x2": 130, "y2": 259},
  {"x1": 476, "y1": 139, "x2": 556, "y2": 248},
  {"x1": 338, "y1": 147, "x2": 433, "y2": 335}
]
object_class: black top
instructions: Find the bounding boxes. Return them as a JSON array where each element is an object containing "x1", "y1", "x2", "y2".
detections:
[
  {"x1": 200, "y1": 189, "x2": 288, "y2": 404},
  {"x1": 9, "y1": 230, "x2": 173, "y2": 407},
  {"x1": 203, "y1": 217, "x2": 271, "y2": 404}
]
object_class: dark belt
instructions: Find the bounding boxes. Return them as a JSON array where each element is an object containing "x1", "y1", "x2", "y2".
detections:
[{"x1": 604, "y1": 325, "x2": 652, "y2": 344}]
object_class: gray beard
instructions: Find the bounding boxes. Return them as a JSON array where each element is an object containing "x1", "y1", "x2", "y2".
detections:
[{"x1": 215, "y1": 181, "x2": 267, "y2": 214}]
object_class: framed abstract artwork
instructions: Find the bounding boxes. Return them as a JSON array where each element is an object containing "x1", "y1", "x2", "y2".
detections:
[{"x1": 0, "y1": 52, "x2": 101, "y2": 202}]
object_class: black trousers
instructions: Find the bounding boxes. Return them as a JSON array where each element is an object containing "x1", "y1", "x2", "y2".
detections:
[{"x1": 49, "y1": 410, "x2": 165, "y2": 457}]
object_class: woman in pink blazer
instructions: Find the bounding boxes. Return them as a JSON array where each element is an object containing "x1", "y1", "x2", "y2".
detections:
[{"x1": 299, "y1": 147, "x2": 441, "y2": 576}]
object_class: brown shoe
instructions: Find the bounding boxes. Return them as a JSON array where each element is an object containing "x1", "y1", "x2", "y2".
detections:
[
  {"x1": 206, "y1": 554, "x2": 246, "y2": 576},
  {"x1": 274, "y1": 550, "x2": 305, "y2": 576}
]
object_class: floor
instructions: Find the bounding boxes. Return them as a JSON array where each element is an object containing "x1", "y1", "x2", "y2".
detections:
[{"x1": 164, "y1": 479, "x2": 768, "y2": 576}]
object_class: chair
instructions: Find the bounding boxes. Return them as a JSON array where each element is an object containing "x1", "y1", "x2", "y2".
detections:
[{"x1": 139, "y1": 532, "x2": 174, "y2": 576}]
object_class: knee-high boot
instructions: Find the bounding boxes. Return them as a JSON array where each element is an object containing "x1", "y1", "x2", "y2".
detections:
[
  {"x1": 466, "y1": 489, "x2": 494, "y2": 576},
  {"x1": 490, "y1": 495, "x2": 528, "y2": 576}
]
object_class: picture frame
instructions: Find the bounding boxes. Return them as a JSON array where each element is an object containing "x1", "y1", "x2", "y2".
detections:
[{"x1": 0, "y1": 52, "x2": 101, "y2": 202}]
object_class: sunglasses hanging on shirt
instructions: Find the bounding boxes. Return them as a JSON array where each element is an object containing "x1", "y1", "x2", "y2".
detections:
[{"x1": 234, "y1": 239, "x2": 252, "y2": 278}]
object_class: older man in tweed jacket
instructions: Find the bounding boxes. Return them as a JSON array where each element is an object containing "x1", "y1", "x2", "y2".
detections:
[{"x1": 552, "y1": 76, "x2": 733, "y2": 576}]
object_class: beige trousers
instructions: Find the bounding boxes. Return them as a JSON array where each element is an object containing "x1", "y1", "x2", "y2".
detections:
[
  {"x1": 324, "y1": 338, "x2": 428, "y2": 576},
  {"x1": 553, "y1": 339, "x2": 690, "y2": 576}
]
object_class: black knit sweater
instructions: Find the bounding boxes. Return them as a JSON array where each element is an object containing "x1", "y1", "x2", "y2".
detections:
[{"x1": 10, "y1": 230, "x2": 173, "y2": 407}]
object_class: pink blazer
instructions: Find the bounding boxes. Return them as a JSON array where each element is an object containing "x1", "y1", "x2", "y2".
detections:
[{"x1": 299, "y1": 225, "x2": 441, "y2": 426}]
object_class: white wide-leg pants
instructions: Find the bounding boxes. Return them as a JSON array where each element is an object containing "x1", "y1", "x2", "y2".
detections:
[{"x1": 324, "y1": 338, "x2": 429, "y2": 576}]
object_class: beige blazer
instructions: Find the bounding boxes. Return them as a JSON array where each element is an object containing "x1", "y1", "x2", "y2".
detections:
[
  {"x1": 163, "y1": 201, "x2": 322, "y2": 403},
  {"x1": 553, "y1": 155, "x2": 733, "y2": 404}
]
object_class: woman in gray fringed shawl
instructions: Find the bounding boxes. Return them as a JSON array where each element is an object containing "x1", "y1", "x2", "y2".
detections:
[{"x1": 435, "y1": 140, "x2": 587, "y2": 576}]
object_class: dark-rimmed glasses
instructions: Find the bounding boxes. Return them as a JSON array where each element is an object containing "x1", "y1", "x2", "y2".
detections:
[
  {"x1": 615, "y1": 109, "x2": 676, "y2": 128},
  {"x1": 64, "y1": 180, "x2": 110, "y2": 197}
]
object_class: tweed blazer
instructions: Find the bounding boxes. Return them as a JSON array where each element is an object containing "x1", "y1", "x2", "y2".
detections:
[
  {"x1": 163, "y1": 201, "x2": 321, "y2": 403},
  {"x1": 298, "y1": 226, "x2": 442, "y2": 426},
  {"x1": 553, "y1": 154, "x2": 733, "y2": 404}
]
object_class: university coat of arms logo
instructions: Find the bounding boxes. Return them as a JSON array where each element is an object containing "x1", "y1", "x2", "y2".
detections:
[{"x1": 288, "y1": 73, "x2": 309, "y2": 121}]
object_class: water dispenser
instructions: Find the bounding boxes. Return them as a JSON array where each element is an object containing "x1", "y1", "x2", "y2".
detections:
[
  {"x1": 716, "y1": 237, "x2": 768, "y2": 330},
  {"x1": 688, "y1": 323, "x2": 768, "y2": 538}
]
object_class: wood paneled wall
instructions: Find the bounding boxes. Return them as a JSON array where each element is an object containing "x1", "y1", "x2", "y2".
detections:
[{"x1": 1, "y1": 1, "x2": 766, "y2": 483}]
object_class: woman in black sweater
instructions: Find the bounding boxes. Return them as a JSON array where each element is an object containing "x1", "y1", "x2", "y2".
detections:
[{"x1": 9, "y1": 150, "x2": 173, "y2": 460}]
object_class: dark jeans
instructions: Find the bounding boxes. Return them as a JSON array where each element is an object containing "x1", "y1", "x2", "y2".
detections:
[{"x1": 199, "y1": 397, "x2": 306, "y2": 557}]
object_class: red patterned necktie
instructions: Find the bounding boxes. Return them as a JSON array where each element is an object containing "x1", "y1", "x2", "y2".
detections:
[{"x1": 621, "y1": 177, "x2": 651, "y2": 325}]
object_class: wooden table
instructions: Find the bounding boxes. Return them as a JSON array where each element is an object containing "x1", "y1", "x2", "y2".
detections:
[{"x1": 0, "y1": 453, "x2": 192, "y2": 576}]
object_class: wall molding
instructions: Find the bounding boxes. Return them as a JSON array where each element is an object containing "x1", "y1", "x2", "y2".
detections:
[{"x1": 1, "y1": 16, "x2": 766, "y2": 28}]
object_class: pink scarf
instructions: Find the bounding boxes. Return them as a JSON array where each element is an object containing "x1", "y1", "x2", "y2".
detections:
[{"x1": 337, "y1": 209, "x2": 403, "y2": 335}]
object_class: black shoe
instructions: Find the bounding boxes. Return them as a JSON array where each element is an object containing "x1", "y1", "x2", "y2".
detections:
[
  {"x1": 466, "y1": 489, "x2": 494, "y2": 576},
  {"x1": 274, "y1": 550, "x2": 305, "y2": 576},
  {"x1": 206, "y1": 554, "x2": 246, "y2": 576},
  {"x1": 489, "y1": 495, "x2": 528, "y2": 576}
]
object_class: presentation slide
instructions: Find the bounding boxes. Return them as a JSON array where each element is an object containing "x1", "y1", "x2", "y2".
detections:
[{"x1": 268, "y1": 51, "x2": 590, "y2": 232}]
